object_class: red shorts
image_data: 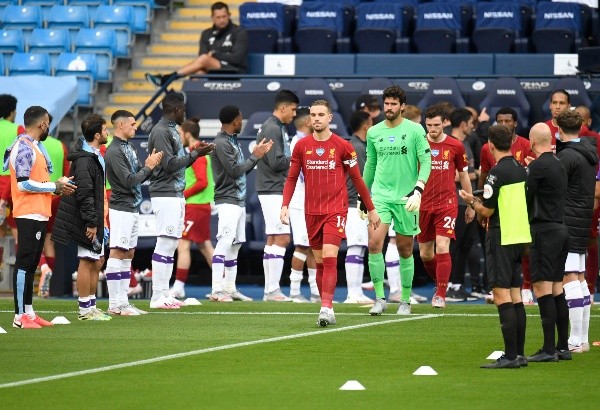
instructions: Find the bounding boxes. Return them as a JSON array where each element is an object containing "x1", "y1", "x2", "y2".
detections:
[
  {"x1": 591, "y1": 206, "x2": 600, "y2": 238},
  {"x1": 306, "y1": 212, "x2": 347, "y2": 249},
  {"x1": 181, "y1": 203, "x2": 211, "y2": 243},
  {"x1": 46, "y1": 195, "x2": 61, "y2": 232},
  {"x1": 0, "y1": 175, "x2": 10, "y2": 201},
  {"x1": 417, "y1": 207, "x2": 458, "y2": 243}
]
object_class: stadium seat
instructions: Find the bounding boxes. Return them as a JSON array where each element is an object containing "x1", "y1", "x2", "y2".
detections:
[
  {"x1": 28, "y1": 29, "x2": 71, "y2": 65},
  {"x1": 21, "y1": 0, "x2": 57, "y2": 21},
  {"x1": 0, "y1": 29, "x2": 24, "y2": 53},
  {"x1": 416, "y1": 77, "x2": 466, "y2": 112},
  {"x1": 413, "y1": 3, "x2": 469, "y2": 53},
  {"x1": 479, "y1": 77, "x2": 530, "y2": 130},
  {"x1": 296, "y1": 77, "x2": 339, "y2": 112},
  {"x1": 55, "y1": 52, "x2": 97, "y2": 106},
  {"x1": 241, "y1": 111, "x2": 271, "y2": 137},
  {"x1": 9, "y1": 52, "x2": 51, "y2": 75},
  {"x1": 47, "y1": 5, "x2": 91, "y2": 31},
  {"x1": 74, "y1": 28, "x2": 116, "y2": 80},
  {"x1": 353, "y1": 2, "x2": 409, "y2": 54},
  {"x1": 113, "y1": 0, "x2": 154, "y2": 33},
  {"x1": 239, "y1": 2, "x2": 292, "y2": 53},
  {"x1": 360, "y1": 77, "x2": 393, "y2": 97},
  {"x1": 542, "y1": 78, "x2": 592, "y2": 119},
  {"x1": 532, "y1": 2, "x2": 584, "y2": 53},
  {"x1": 472, "y1": 2, "x2": 529, "y2": 53},
  {"x1": 92, "y1": 5, "x2": 134, "y2": 57},
  {"x1": 329, "y1": 112, "x2": 349, "y2": 138},
  {"x1": 1, "y1": 5, "x2": 43, "y2": 43},
  {"x1": 0, "y1": 55, "x2": 4, "y2": 75},
  {"x1": 294, "y1": 2, "x2": 350, "y2": 54},
  {"x1": 371, "y1": 0, "x2": 416, "y2": 37}
]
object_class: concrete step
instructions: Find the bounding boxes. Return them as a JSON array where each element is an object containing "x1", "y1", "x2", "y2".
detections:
[
  {"x1": 111, "y1": 93, "x2": 155, "y2": 104},
  {"x1": 139, "y1": 56, "x2": 195, "y2": 67},
  {"x1": 122, "y1": 80, "x2": 183, "y2": 92},
  {"x1": 149, "y1": 44, "x2": 198, "y2": 55},
  {"x1": 160, "y1": 32, "x2": 201, "y2": 43},
  {"x1": 169, "y1": 21, "x2": 212, "y2": 31},
  {"x1": 102, "y1": 104, "x2": 145, "y2": 117},
  {"x1": 177, "y1": 8, "x2": 239, "y2": 18}
]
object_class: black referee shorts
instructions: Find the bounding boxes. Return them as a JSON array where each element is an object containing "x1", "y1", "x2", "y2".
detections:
[
  {"x1": 530, "y1": 222, "x2": 568, "y2": 283},
  {"x1": 485, "y1": 228, "x2": 524, "y2": 289}
]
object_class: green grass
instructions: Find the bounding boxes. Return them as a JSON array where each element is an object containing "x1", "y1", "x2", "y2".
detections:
[{"x1": 1, "y1": 298, "x2": 598, "y2": 409}]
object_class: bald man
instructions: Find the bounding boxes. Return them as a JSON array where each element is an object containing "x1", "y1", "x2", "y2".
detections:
[{"x1": 525, "y1": 123, "x2": 571, "y2": 361}]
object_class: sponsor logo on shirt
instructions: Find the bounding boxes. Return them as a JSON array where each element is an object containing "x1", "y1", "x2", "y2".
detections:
[
  {"x1": 306, "y1": 150, "x2": 312, "y2": 155},
  {"x1": 431, "y1": 149, "x2": 440, "y2": 157},
  {"x1": 515, "y1": 150, "x2": 522, "y2": 161},
  {"x1": 443, "y1": 150, "x2": 449, "y2": 160},
  {"x1": 328, "y1": 160, "x2": 336, "y2": 170},
  {"x1": 316, "y1": 147, "x2": 325, "y2": 156},
  {"x1": 483, "y1": 184, "x2": 493, "y2": 199},
  {"x1": 329, "y1": 148, "x2": 335, "y2": 158},
  {"x1": 388, "y1": 135, "x2": 396, "y2": 143}
]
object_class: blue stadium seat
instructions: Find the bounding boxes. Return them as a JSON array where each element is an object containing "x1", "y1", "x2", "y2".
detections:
[
  {"x1": 74, "y1": 28, "x2": 116, "y2": 80},
  {"x1": 297, "y1": 77, "x2": 339, "y2": 112},
  {"x1": 0, "y1": 55, "x2": 4, "y2": 75},
  {"x1": 241, "y1": 111, "x2": 272, "y2": 137},
  {"x1": 428, "y1": 0, "x2": 474, "y2": 36},
  {"x1": 1, "y1": 6, "x2": 43, "y2": 43},
  {"x1": 21, "y1": 0, "x2": 58, "y2": 22},
  {"x1": 92, "y1": 5, "x2": 134, "y2": 57},
  {"x1": 472, "y1": 2, "x2": 529, "y2": 53},
  {"x1": 417, "y1": 77, "x2": 466, "y2": 112},
  {"x1": 9, "y1": 52, "x2": 51, "y2": 75},
  {"x1": 359, "y1": 77, "x2": 393, "y2": 97},
  {"x1": 479, "y1": 77, "x2": 530, "y2": 130},
  {"x1": 239, "y1": 2, "x2": 292, "y2": 53},
  {"x1": 354, "y1": 3, "x2": 409, "y2": 54},
  {"x1": 294, "y1": 2, "x2": 350, "y2": 53},
  {"x1": 371, "y1": 0, "x2": 416, "y2": 37},
  {"x1": 413, "y1": 3, "x2": 469, "y2": 53},
  {"x1": 55, "y1": 52, "x2": 97, "y2": 105},
  {"x1": 542, "y1": 78, "x2": 592, "y2": 119},
  {"x1": 28, "y1": 28, "x2": 71, "y2": 56},
  {"x1": 330, "y1": 112, "x2": 349, "y2": 138},
  {"x1": 0, "y1": 29, "x2": 24, "y2": 70},
  {"x1": 532, "y1": 2, "x2": 584, "y2": 53},
  {"x1": 47, "y1": 5, "x2": 90, "y2": 43},
  {"x1": 112, "y1": 0, "x2": 154, "y2": 33}
]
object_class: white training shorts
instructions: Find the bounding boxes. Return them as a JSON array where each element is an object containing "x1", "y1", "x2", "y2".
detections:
[
  {"x1": 258, "y1": 194, "x2": 291, "y2": 235},
  {"x1": 78, "y1": 244, "x2": 104, "y2": 260},
  {"x1": 564, "y1": 252, "x2": 585, "y2": 273},
  {"x1": 289, "y1": 207, "x2": 309, "y2": 247},
  {"x1": 151, "y1": 197, "x2": 185, "y2": 239},
  {"x1": 345, "y1": 207, "x2": 368, "y2": 247},
  {"x1": 108, "y1": 209, "x2": 139, "y2": 251},
  {"x1": 216, "y1": 203, "x2": 246, "y2": 244}
]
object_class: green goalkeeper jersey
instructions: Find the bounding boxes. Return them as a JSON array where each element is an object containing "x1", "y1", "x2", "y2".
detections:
[{"x1": 363, "y1": 118, "x2": 431, "y2": 203}]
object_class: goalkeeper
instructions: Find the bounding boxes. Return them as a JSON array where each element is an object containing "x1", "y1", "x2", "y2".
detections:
[{"x1": 360, "y1": 85, "x2": 431, "y2": 315}]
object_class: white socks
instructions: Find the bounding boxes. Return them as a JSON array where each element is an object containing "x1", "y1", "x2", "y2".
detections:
[
  {"x1": 105, "y1": 258, "x2": 121, "y2": 308},
  {"x1": 581, "y1": 280, "x2": 591, "y2": 345},
  {"x1": 564, "y1": 280, "x2": 584, "y2": 347},
  {"x1": 268, "y1": 245, "x2": 286, "y2": 293},
  {"x1": 345, "y1": 246, "x2": 365, "y2": 298}
]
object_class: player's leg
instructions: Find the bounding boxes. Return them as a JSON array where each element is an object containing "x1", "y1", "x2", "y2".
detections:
[
  {"x1": 106, "y1": 209, "x2": 128, "y2": 312},
  {"x1": 385, "y1": 234, "x2": 401, "y2": 302},
  {"x1": 223, "y1": 205, "x2": 251, "y2": 301},
  {"x1": 209, "y1": 204, "x2": 235, "y2": 302},
  {"x1": 580, "y1": 271, "x2": 591, "y2": 352},
  {"x1": 172, "y1": 238, "x2": 191, "y2": 298},
  {"x1": 344, "y1": 207, "x2": 370, "y2": 303},
  {"x1": 289, "y1": 207, "x2": 310, "y2": 302},
  {"x1": 367, "y1": 200, "x2": 392, "y2": 301},
  {"x1": 307, "y1": 213, "x2": 324, "y2": 298},
  {"x1": 306, "y1": 250, "x2": 320, "y2": 302},
  {"x1": 119, "y1": 213, "x2": 140, "y2": 311},
  {"x1": 586, "y1": 235, "x2": 598, "y2": 303},
  {"x1": 394, "y1": 203, "x2": 420, "y2": 312},
  {"x1": 563, "y1": 253, "x2": 585, "y2": 352},
  {"x1": 316, "y1": 214, "x2": 345, "y2": 327},
  {"x1": 198, "y1": 240, "x2": 214, "y2": 267}
]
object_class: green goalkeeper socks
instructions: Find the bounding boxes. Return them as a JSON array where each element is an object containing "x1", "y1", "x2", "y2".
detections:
[
  {"x1": 400, "y1": 255, "x2": 414, "y2": 303},
  {"x1": 368, "y1": 252, "x2": 385, "y2": 299}
]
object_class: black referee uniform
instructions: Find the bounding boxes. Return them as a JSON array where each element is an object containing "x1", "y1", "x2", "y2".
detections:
[
  {"x1": 526, "y1": 151, "x2": 570, "y2": 360},
  {"x1": 481, "y1": 156, "x2": 530, "y2": 368}
]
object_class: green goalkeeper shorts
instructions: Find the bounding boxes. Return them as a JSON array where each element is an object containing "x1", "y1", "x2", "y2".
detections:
[{"x1": 373, "y1": 199, "x2": 420, "y2": 236}]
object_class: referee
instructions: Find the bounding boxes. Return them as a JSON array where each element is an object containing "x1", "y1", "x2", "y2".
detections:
[
  {"x1": 460, "y1": 125, "x2": 530, "y2": 369},
  {"x1": 525, "y1": 123, "x2": 570, "y2": 362}
]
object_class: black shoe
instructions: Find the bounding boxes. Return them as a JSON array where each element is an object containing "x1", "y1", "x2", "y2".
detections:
[
  {"x1": 480, "y1": 355, "x2": 520, "y2": 369},
  {"x1": 145, "y1": 72, "x2": 174, "y2": 87},
  {"x1": 556, "y1": 349, "x2": 572, "y2": 360},
  {"x1": 446, "y1": 287, "x2": 467, "y2": 302},
  {"x1": 517, "y1": 355, "x2": 528, "y2": 367},
  {"x1": 527, "y1": 349, "x2": 559, "y2": 362}
]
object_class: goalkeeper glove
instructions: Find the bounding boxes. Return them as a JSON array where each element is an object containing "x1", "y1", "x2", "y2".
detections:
[
  {"x1": 357, "y1": 195, "x2": 369, "y2": 220},
  {"x1": 403, "y1": 181, "x2": 425, "y2": 212}
]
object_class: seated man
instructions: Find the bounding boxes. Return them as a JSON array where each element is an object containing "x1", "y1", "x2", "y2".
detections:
[{"x1": 145, "y1": 1, "x2": 248, "y2": 87}]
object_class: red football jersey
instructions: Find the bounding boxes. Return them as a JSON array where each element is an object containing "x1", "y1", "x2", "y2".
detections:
[
  {"x1": 282, "y1": 133, "x2": 373, "y2": 215},
  {"x1": 421, "y1": 135, "x2": 468, "y2": 211},
  {"x1": 480, "y1": 135, "x2": 532, "y2": 174},
  {"x1": 545, "y1": 119, "x2": 559, "y2": 152}
]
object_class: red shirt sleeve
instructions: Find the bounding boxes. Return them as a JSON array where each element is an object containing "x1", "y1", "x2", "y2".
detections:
[
  {"x1": 480, "y1": 143, "x2": 493, "y2": 174},
  {"x1": 62, "y1": 142, "x2": 70, "y2": 176},
  {"x1": 343, "y1": 142, "x2": 375, "y2": 211},
  {"x1": 183, "y1": 156, "x2": 208, "y2": 198},
  {"x1": 454, "y1": 140, "x2": 468, "y2": 172},
  {"x1": 282, "y1": 140, "x2": 302, "y2": 207},
  {"x1": 17, "y1": 125, "x2": 25, "y2": 135}
]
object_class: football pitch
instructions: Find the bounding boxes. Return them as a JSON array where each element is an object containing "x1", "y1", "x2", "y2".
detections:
[{"x1": 0, "y1": 298, "x2": 598, "y2": 409}]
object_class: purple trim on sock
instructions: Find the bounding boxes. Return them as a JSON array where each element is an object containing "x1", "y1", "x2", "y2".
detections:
[
  {"x1": 385, "y1": 260, "x2": 400, "y2": 268},
  {"x1": 90, "y1": 298, "x2": 96, "y2": 307},
  {"x1": 345, "y1": 255, "x2": 363, "y2": 264},
  {"x1": 263, "y1": 253, "x2": 271, "y2": 260},
  {"x1": 583, "y1": 295, "x2": 591, "y2": 306},
  {"x1": 272, "y1": 253, "x2": 284, "y2": 259},
  {"x1": 121, "y1": 271, "x2": 131, "y2": 279},
  {"x1": 112, "y1": 246, "x2": 131, "y2": 251},
  {"x1": 105, "y1": 272, "x2": 121, "y2": 281},
  {"x1": 224, "y1": 260, "x2": 238, "y2": 267},
  {"x1": 566, "y1": 298, "x2": 585, "y2": 309},
  {"x1": 213, "y1": 254, "x2": 225, "y2": 264},
  {"x1": 152, "y1": 253, "x2": 174, "y2": 264},
  {"x1": 78, "y1": 300, "x2": 91, "y2": 308}
]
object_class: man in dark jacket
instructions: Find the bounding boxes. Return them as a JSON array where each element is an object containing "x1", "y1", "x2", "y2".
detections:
[
  {"x1": 53, "y1": 114, "x2": 109, "y2": 321},
  {"x1": 145, "y1": 1, "x2": 248, "y2": 86},
  {"x1": 556, "y1": 110, "x2": 598, "y2": 353}
]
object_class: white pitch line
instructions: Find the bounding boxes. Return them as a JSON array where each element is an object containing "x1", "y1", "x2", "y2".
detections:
[{"x1": 0, "y1": 314, "x2": 440, "y2": 390}]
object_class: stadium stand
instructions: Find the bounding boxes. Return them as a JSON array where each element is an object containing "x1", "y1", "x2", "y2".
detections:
[
  {"x1": 55, "y1": 52, "x2": 98, "y2": 106},
  {"x1": 479, "y1": 77, "x2": 531, "y2": 131},
  {"x1": 472, "y1": 2, "x2": 529, "y2": 54},
  {"x1": 297, "y1": 77, "x2": 339, "y2": 111},
  {"x1": 74, "y1": 28, "x2": 116, "y2": 81},
  {"x1": 239, "y1": 2, "x2": 292, "y2": 53},
  {"x1": 28, "y1": 28, "x2": 71, "y2": 66},
  {"x1": 0, "y1": 29, "x2": 25, "y2": 63},
  {"x1": 532, "y1": 1, "x2": 586, "y2": 53},
  {"x1": 9, "y1": 52, "x2": 51, "y2": 75},
  {"x1": 1, "y1": 5, "x2": 43, "y2": 42},
  {"x1": 47, "y1": 5, "x2": 91, "y2": 43},
  {"x1": 241, "y1": 111, "x2": 271, "y2": 137},
  {"x1": 92, "y1": 5, "x2": 135, "y2": 57},
  {"x1": 353, "y1": 2, "x2": 408, "y2": 54},
  {"x1": 412, "y1": 3, "x2": 470, "y2": 53},
  {"x1": 294, "y1": 1, "x2": 351, "y2": 53},
  {"x1": 359, "y1": 77, "x2": 393, "y2": 97},
  {"x1": 542, "y1": 77, "x2": 593, "y2": 118},
  {"x1": 416, "y1": 77, "x2": 466, "y2": 112},
  {"x1": 113, "y1": 0, "x2": 154, "y2": 33}
]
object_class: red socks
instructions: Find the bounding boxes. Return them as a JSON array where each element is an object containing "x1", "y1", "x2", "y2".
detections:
[
  {"x1": 321, "y1": 257, "x2": 337, "y2": 308},
  {"x1": 423, "y1": 256, "x2": 437, "y2": 282},
  {"x1": 316, "y1": 262, "x2": 324, "y2": 297},
  {"x1": 436, "y1": 253, "x2": 451, "y2": 298},
  {"x1": 175, "y1": 268, "x2": 189, "y2": 283},
  {"x1": 522, "y1": 255, "x2": 531, "y2": 290}
]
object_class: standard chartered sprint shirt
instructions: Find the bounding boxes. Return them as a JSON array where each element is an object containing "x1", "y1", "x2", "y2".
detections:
[{"x1": 363, "y1": 119, "x2": 431, "y2": 203}]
